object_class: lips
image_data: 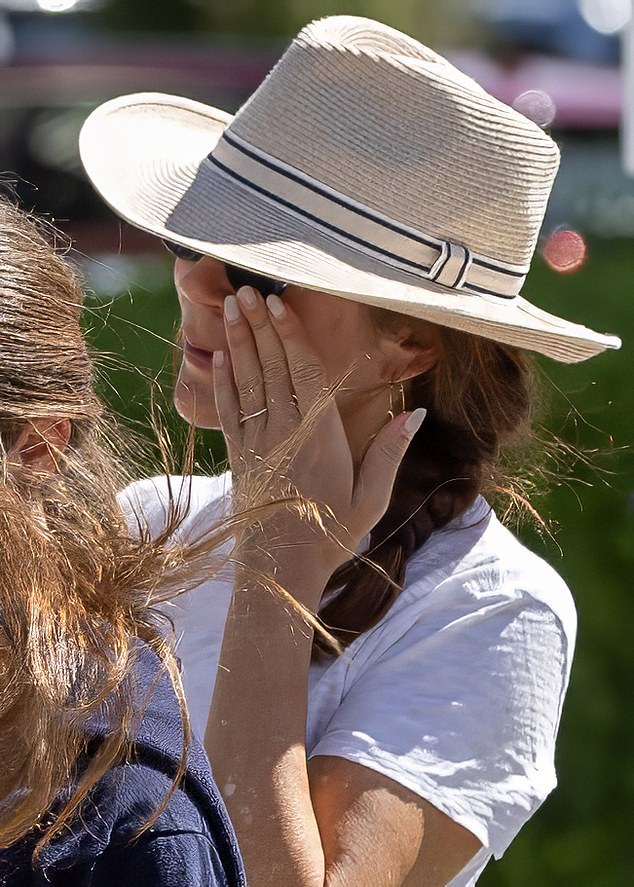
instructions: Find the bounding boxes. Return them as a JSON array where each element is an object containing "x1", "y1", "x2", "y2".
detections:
[
  {"x1": 184, "y1": 339, "x2": 214, "y2": 360},
  {"x1": 182, "y1": 338, "x2": 216, "y2": 370}
]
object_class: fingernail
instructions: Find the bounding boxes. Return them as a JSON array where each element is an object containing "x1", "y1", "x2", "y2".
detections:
[
  {"x1": 213, "y1": 351, "x2": 225, "y2": 368},
  {"x1": 404, "y1": 407, "x2": 427, "y2": 436},
  {"x1": 224, "y1": 295, "x2": 241, "y2": 324},
  {"x1": 267, "y1": 294, "x2": 286, "y2": 319},
  {"x1": 237, "y1": 286, "x2": 257, "y2": 309}
]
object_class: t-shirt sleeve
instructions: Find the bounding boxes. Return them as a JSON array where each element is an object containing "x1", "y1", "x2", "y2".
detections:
[
  {"x1": 88, "y1": 830, "x2": 231, "y2": 887},
  {"x1": 309, "y1": 593, "x2": 571, "y2": 859},
  {"x1": 118, "y1": 473, "x2": 232, "y2": 543}
]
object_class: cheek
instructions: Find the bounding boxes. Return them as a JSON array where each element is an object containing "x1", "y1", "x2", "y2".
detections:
[
  {"x1": 284, "y1": 293, "x2": 367, "y2": 376},
  {"x1": 315, "y1": 311, "x2": 381, "y2": 383}
]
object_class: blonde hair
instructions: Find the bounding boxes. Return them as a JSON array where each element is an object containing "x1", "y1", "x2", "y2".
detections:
[{"x1": 0, "y1": 199, "x2": 227, "y2": 851}]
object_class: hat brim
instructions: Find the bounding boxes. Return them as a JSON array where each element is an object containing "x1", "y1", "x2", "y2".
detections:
[{"x1": 80, "y1": 92, "x2": 621, "y2": 364}]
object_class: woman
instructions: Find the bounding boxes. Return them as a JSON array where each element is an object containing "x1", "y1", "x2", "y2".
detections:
[
  {"x1": 79, "y1": 15, "x2": 621, "y2": 887},
  {"x1": 0, "y1": 197, "x2": 246, "y2": 885}
]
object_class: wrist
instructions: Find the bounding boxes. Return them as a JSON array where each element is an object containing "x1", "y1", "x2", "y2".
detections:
[{"x1": 233, "y1": 537, "x2": 337, "y2": 611}]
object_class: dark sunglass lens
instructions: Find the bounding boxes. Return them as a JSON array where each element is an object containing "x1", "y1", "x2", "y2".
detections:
[
  {"x1": 162, "y1": 239, "x2": 203, "y2": 262},
  {"x1": 225, "y1": 264, "x2": 287, "y2": 297}
]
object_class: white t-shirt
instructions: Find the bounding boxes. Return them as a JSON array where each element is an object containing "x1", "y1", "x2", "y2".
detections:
[{"x1": 121, "y1": 472, "x2": 576, "y2": 887}]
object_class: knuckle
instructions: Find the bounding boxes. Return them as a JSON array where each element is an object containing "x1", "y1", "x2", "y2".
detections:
[
  {"x1": 261, "y1": 355, "x2": 288, "y2": 380},
  {"x1": 249, "y1": 313, "x2": 270, "y2": 332},
  {"x1": 292, "y1": 362, "x2": 323, "y2": 388},
  {"x1": 377, "y1": 439, "x2": 402, "y2": 464},
  {"x1": 237, "y1": 377, "x2": 261, "y2": 401}
]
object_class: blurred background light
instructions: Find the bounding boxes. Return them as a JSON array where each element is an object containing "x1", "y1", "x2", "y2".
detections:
[
  {"x1": 0, "y1": 0, "x2": 100, "y2": 10},
  {"x1": 541, "y1": 228, "x2": 588, "y2": 272},
  {"x1": 578, "y1": 0, "x2": 632, "y2": 34},
  {"x1": 512, "y1": 89, "x2": 557, "y2": 127},
  {"x1": 36, "y1": 0, "x2": 80, "y2": 11}
]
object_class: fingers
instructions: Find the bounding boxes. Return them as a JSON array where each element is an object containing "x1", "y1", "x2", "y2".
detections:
[
  {"x1": 226, "y1": 287, "x2": 328, "y2": 424},
  {"x1": 353, "y1": 408, "x2": 427, "y2": 526},
  {"x1": 223, "y1": 293, "x2": 269, "y2": 448},
  {"x1": 212, "y1": 350, "x2": 242, "y2": 467},
  {"x1": 233, "y1": 287, "x2": 296, "y2": 428},
  {"x1": 265, "y1": 294, "x2": 327, "y2": 414}
]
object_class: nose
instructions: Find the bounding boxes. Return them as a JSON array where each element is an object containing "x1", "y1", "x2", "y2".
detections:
[{"x1": 174, "y1": 256, "x2": 231, "y2": 311}]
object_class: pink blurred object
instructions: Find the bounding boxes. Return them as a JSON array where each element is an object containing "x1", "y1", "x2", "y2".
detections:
[
  {"x1": 541, "y1": 229, "x2": 588, "y2": 273},
  {"x1": 449, "y1": 50, "x2": 622, "y2": 129}
]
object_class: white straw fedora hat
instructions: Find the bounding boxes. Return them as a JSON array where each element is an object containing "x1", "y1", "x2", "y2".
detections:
[{"x1": 79, "y1": 15, "x2": 620, "y2": 363}]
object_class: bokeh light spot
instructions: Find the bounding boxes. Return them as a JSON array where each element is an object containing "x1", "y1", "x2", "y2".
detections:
[
  {"x1": 512, "y1": 90, "x2": 557, "y2": 128},
  {"x1": 542, "y1": 230, "x2": 588, "y2": 274},
  {"x1": 36, "y1": 0, "x2": 80, "y2": 12},
  {"x1": 578, "y1": 0, "x2": 632, "y2": 34}
]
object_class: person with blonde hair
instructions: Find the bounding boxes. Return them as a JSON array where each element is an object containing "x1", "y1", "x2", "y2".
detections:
[
  {"x1": 80, "y1": 15, "x2": 621, "y2": 887},
  {"x1": 0, "y1": 196, "x2": 246, "y2": 885}
]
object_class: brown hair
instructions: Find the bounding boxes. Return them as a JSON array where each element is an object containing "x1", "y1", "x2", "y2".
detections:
[
  {"x1": 0, "y1": 199, "x2": 236, "y2": 852},
  {"x1": 316, "y1": 310, "x2": 539, "y2": 653}
]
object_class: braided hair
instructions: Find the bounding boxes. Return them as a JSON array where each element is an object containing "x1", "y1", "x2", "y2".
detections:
[{"x1": 315, "y1": 316, "x2": 537, "y2": 654}]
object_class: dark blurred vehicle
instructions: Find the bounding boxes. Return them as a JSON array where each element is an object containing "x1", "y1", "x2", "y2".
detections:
[{"x1": 0, "y1": 8, "x2": 278, "y2": 245}]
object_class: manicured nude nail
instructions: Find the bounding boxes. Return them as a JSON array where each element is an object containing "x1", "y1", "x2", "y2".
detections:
[
  {"x1": 404, "y1": 407, "x2": 427, "y2": 436},
  {"x1": 237, "y1": 286, "x2": 257, "y2": 309},
  {"x1": 224, "y1": 295, "x2": 241, "y2": 324},
  {"x1": 266, "y1": 294, "x2": 286, "y2": 319},
  {"x1": 213, "y1": 351, "x2": 225, "y2": 368}
]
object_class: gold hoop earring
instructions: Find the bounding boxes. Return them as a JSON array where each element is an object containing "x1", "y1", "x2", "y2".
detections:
[{"x1": 388, "y1": 381, "x2": 406, "y2": 420}]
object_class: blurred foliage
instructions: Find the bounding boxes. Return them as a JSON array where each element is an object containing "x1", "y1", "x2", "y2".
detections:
[
  {"x1": 81, "y1": 255, "x2": 226, "y2": 475},
  {"x1": 83, "y1": 235, "x2": 633, "y2": 887},
  {"x1": 99, "y1": 0, "x2": 475, "y2": 45},
  {"x1": 100, "y1": 0, "x2": 205, "y2": 34}
]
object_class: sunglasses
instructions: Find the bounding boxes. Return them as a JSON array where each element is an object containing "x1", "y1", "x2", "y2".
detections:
[{"x1": 162, "y1": 240, "x2": 288, "y2": 296}]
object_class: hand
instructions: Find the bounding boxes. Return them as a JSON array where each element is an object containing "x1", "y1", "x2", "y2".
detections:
[{"x1": 213, "y1": 286, "x2": 426, "y2": 578}]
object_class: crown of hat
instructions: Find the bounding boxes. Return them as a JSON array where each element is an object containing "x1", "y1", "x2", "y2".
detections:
[{"x1": 220, "y1": 16, "x2": 560, "y2": 269}]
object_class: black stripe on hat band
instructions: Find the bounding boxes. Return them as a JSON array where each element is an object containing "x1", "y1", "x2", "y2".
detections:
[
  {"x1": 208, "y1": 153, "x2": 516, "y2": 300},
  {"x1": 208, "y1": 156, "x2": 431, "y2": 275},
  {"x1": 221, "y1": 130, "x2": 441, "y2": 252},
  {"x1": 474, "y1": 255, "x2": 525, "y2": 278},
  {"x1": 219, "y1": 131, "x2": 527, "y2": 282}
]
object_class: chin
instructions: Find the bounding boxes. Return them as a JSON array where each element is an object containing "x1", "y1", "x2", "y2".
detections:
[{"x1": 173, "y1": 382, "x2": 221, "y2": 430}]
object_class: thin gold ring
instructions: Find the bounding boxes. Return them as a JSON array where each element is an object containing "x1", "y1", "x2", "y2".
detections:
[{"x1": 239, "y1": 407, "x2": 268, "y2": 424}]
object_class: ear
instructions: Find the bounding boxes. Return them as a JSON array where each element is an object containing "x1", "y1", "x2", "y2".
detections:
[
  {"x1": 8, "y1": 418, "x2": 72, "y2": 473},
  {"x1": 379, "y1": 322, "x2": 440, "y2": 384}
]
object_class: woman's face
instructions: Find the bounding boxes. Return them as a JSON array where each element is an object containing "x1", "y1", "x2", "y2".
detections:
[{"x1": 173, "y1": 257, "x2": 395, "y2": 429}]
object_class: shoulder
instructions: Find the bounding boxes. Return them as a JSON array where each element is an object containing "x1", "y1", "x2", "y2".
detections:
[
  {"x1": 312, "y1": 503, "x2": 576, "y2": 861},
  {"x1": 32, "y1": 647, "x2": 244, "y2": 886},
  {"x1": 343, "y1": 497, "x2": 577, "y2": 697},
  {"x1": 401, "y1": 496, "x2": 577, "y2": 648},
  {"x1": 30, "y1": 747, "x2": 243, "y2": 887},
  {"x1": 34, "y1": 766, "x2": 238, "y2": 886},
  {"x1": 118, "y1": 472, "x2": 233, "y2": 541}
]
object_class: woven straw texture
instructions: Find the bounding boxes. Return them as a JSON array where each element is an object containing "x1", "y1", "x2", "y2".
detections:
[{"x1": 231, "y1": 17, "x2": 560, "y2": 267}]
